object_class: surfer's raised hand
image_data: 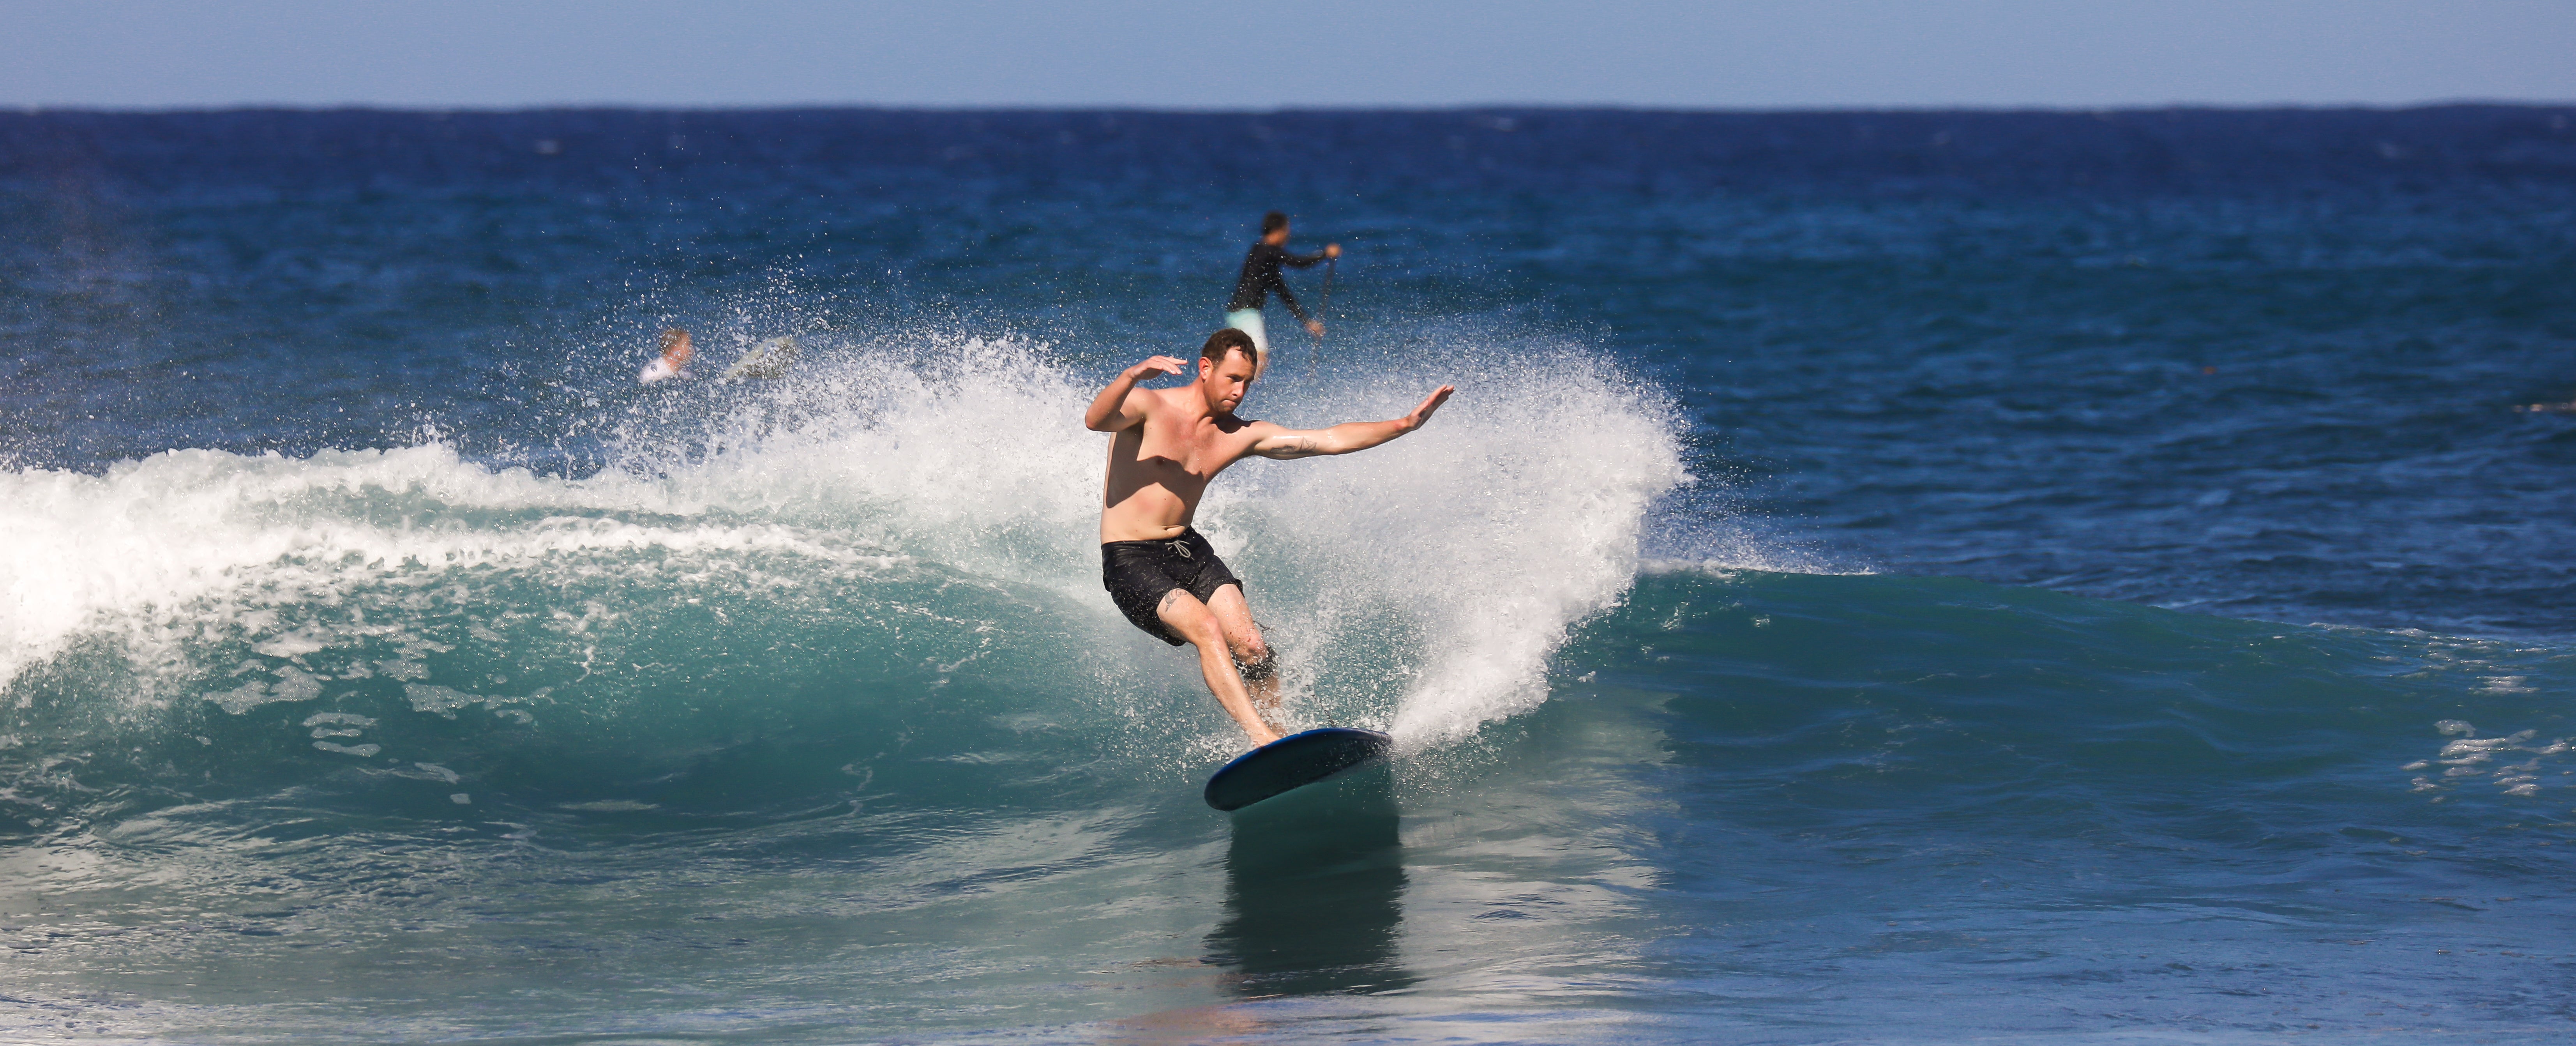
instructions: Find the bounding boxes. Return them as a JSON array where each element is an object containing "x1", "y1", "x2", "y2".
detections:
[
  {"x1": 1088, "y1": 356, "x2": 1192, "y2": 431},
  {"x1": 1247, "y1": 385, "x2": 1458, "y2": 459},
  {"x1": 1401, "y1": 385, "x2": 1456, "y2": 432}
]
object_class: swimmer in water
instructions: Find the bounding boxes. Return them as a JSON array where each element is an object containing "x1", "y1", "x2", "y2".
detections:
[{"x1": 639, "y1": 328, "x2": 693, "y2": 384}]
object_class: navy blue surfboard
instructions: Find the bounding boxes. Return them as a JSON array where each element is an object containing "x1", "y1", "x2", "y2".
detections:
[{"x1": 1203, "y1": 727, "x2": 1393, "y2": 811}]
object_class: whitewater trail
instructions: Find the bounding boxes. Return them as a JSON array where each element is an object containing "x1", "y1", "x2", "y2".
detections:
[{"x1": 4, "y1": 333, "x2": 1709, "y2": 751}]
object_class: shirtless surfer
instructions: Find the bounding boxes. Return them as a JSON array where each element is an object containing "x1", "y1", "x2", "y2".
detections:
[{"x1": 1088, "y1": 327, "x2": 1453, "y2": 747}]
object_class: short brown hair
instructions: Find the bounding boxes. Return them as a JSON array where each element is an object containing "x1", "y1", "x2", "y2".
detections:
[
  {"x1": 1202, "y1": 327, "x2": 1258, "y2": 367},
  {"x1": 1261, "y1": 211, "x2": 1288, "y2": 234}
]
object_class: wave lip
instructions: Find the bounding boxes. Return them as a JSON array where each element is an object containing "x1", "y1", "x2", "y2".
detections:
[{"x1": 5, "y1": 333, "x2": 1699, "y2": 764}]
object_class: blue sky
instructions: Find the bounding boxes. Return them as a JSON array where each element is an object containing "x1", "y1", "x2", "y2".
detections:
[{"x1": 6, "y1": 0, "x2": 2572, "y2": 110}]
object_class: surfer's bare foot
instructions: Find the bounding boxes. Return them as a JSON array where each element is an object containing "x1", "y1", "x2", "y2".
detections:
[
  {"x1": 1220, "y1": 686, "x2": 1283, "y2": 748},
  {"x1": 1245, "y1": 700, "x2": 1290, "y2": 744}
]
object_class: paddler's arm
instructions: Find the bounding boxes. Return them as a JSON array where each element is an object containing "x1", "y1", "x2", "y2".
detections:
[
  {"x1": 1084, "y1": 355, "x2": 1185, "y2": 431},
  {"x1": 1276, "y1": 244, "x2": 1338, "y2": 331},
  {"x1": 1248, "y1": 385, "x2": 1455, "y2": 459},
  {"x1": 1279, "y1": 243, "x2": 1338, "y2": 268}
]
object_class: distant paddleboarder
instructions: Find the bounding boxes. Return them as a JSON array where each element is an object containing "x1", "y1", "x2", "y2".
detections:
[
  {"x1": 639, "y1": 328, "x2": 693, "y2": 385},
  {"x1": 1087, "y1": 328, "x2": 1451, "y2": 747},
  {"x1": 1224, "y1": 212, "x2": 1340, "y2": 369}
]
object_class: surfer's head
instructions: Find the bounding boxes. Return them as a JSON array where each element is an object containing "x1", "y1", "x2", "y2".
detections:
[
  {"x1": 1197, "y1": 328, "x2": 1260, "y2": 412},
  {"x1": 1261, "y1": 210, "x2": 1289, "y2": 245},
  {"x1": 656, "y1": 327, "x2": 694, "y2": 367}
]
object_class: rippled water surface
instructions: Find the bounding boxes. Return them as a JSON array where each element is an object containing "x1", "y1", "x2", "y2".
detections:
[{"x1": 5, "y1": 107, "x2": 2576, "y2": 1042}]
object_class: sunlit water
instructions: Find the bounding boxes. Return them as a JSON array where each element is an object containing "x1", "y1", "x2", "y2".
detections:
[{"x1": 5, "y1": 107, "x2": 2576, "y2": 1042}]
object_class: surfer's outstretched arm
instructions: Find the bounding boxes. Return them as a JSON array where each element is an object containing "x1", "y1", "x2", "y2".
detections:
[
  {"x1": 1085, "y1": 356, "x2": 1186, "y2": 431},
  {"x1": 1249, "y1": 385, "x2": 1455, "y2": 459}
]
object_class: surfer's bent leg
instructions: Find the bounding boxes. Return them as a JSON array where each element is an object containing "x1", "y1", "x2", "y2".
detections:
[
  {"x1": 1155, "y1": 589, "x2": 1281, "y2": 747},
  {"x1": 1202, "y1": 583, "x2": 1279, "y2": 722},
  {"x1": 1101, "y1": 532, "x2": 1280, "y2": 747},
  {"x1": 1170, "y1": 534, "x2": 1278, "y2": 728}
]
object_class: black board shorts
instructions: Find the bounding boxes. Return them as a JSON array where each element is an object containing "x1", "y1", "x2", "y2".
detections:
[{"x1": 1101, "y1": 528, "x2": 1243, "y2": 646}]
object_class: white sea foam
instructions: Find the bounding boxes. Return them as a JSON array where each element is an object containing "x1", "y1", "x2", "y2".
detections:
[
  {"x1": 0, "y1": 442, "x2": 890, "y2": 703},
  {"x1": 1192, "y1": 350, "x2": 1690, "y2": 747},
  {"x1": 3, "y1": 331, "x2": 1721, "y2": 747}
]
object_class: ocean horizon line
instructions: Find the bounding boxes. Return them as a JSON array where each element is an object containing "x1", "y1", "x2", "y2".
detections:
[{"x1": 11, "y1": 99, "x2": 2576, "y2": 117}]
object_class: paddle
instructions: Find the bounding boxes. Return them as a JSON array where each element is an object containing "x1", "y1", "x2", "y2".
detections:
[{"x1": 1311, "y1": 256, "x2": 1335, "y2": 377}]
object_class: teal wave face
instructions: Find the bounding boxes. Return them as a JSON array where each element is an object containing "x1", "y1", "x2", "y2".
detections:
[
  {"x1": 9, "y1": 558, "x2": 2570, "y2": 1041},
  {"x1": 7, "y1": 353, "x2": 2570, "y2": 1042},
  {"x1": 11, "y1": 106, "x2": 2576, "y2": 1042},
  {"x1": 0, "y1": 334, "x2": 1691, "y2": 834}
]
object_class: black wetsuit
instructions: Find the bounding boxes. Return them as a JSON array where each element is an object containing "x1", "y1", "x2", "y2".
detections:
[{"x1": 1226, "y1": 242, "x2": 1330, "y2": 321}]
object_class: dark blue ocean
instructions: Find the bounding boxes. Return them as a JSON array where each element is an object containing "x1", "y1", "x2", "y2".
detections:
[{"x1": 5, "y1": 107, "x2": 2576, "y2": 1043}]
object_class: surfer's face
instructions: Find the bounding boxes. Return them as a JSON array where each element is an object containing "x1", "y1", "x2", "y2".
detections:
[{"x1": 1197, "y1": 352, "x2": 1258, "y2": 412}]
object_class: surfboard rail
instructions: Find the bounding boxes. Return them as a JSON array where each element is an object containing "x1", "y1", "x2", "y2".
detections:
[{"x1": 1202, "y1": 727, "x2": 1393, "y2": 811}]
